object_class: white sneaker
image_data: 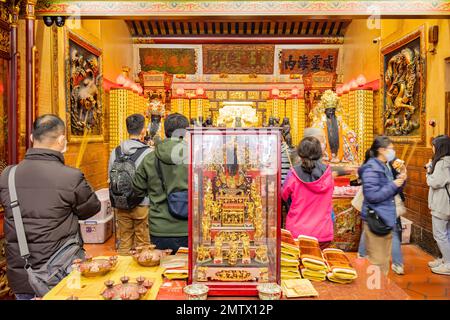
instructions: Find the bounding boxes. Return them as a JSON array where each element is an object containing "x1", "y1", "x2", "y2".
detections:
[
  {"x1": 428, "y1": 258, "x2": 443, "y2": 268},
  {"x1": 431, "y1": 264, "x2": 450, "y2": 276},
  {"x1": 391, "y1": 264, "x2": 405, "y2": 275}
]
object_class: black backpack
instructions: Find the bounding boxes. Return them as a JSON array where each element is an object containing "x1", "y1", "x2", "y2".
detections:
[{"x1": 109, "y1": 146, "x2": 148, "y2": 210}]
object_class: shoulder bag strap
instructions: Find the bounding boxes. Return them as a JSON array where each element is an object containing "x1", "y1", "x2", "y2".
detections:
[
  {"x1": 445, "y1": 183, "x2": 450, "y2": 201},
  {"x1": 130, "y1": 146, "x2": 149, "y2": 163},
  {"x1": 8, "y1": 165, "x2": 31, "y2": 265}
]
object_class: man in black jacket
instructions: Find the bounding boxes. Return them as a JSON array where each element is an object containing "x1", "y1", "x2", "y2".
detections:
[{"x1": 0, "y1": 114, "x2": 101, "y2": 299}]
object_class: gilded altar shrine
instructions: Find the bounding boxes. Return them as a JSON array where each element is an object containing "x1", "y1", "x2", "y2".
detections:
[{"x1": 188, "y1": 128, "x2": 281, "y2": 296}]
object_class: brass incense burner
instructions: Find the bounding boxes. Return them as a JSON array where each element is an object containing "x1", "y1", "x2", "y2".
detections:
[
  {"x1": 73, "y1": 256, "x2": 118, "y2": 278},
  {"x1": 131, "y1": 244, "x2": 173, "y2": 267},
  {"x1": 101, "y1": 276, "x2": 153, "y2": 300}
]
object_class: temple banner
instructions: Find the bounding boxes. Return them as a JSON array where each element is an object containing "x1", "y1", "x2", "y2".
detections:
[
  {"x1": 203, "y1": 44, "x2": 274, "y2": 74},
  {"x1": 279, "y1": 49, "x2": 339, "y2": 75}
]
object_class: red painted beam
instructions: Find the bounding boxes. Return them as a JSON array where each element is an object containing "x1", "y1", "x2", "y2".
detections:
[
  {"x1": 134, "y1": 37, "x2": 343, "y2": 45},
  {"x1": 8, "y1": 6, "x2": 19, "y2": 164}
]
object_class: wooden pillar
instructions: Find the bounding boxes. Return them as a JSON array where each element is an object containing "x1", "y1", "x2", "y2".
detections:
[
  {"x1": 24, "y1": 0, "x2": 36, "y2": 150},
  {"x1": 8, "y1": 4, "x2": 20, "y2": 165}
]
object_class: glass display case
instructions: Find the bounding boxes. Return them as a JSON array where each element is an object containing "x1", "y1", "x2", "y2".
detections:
[{"x1": 187, "y1": 128, "x2": 281, "y2": 296}]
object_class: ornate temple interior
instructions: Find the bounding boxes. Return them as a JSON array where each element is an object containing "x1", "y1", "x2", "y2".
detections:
[{"x1": 0, "y1": 0, "x2": 449, "y2": 301}]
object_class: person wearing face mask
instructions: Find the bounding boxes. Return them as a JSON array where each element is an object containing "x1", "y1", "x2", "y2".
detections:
[
  {"x1": 358, "y1": 136, "x2": 406, "y2": 275},
  {"x1": 0, "y1": 114, "x2": 101, "y2": 299}
]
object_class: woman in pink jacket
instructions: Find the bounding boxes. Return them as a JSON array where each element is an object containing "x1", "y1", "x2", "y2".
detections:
[{"x1": 282, "y1": 136, "x2": 334, "y2": 248}]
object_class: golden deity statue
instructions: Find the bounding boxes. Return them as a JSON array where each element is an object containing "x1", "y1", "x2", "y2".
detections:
[
  {"x1": 255, "y1": 245, "x2": 269, "y2": 264},
  {"x1": 202, "y1": 213, "x2": 211, "y2": 242},
  {"x1": 214, "y1": 236, "x2": 224, "y2": 264},
  {"x1": 242, "y1": 237, "x2": 251, "y2": 264},
  {"x1": 254, "y1": 215, "x2": 264, "y2": 240},
  {"x1": 311, "y1": 90, "x2": 358, "y2": 163},
  {"x1": 228, "y1": 240, "x2": 239, "y2": 266},
  {"x1": 197, "y1": 245, "x2": 212, "y2": 263}
]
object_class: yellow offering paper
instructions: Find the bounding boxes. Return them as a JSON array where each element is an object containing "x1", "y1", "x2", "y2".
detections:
[{"x1": 281, "y1": 279, "x2": 319, "y2": 298}]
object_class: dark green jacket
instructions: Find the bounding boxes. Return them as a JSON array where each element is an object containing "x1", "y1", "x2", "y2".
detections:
[{"x1": 133, "y1": 138, "x2": 188, "y2": 237}]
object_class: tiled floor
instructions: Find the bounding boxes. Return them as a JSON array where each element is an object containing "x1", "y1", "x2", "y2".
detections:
[{"x1": 85, "y1": 238, "x2": 450, "y2": 300}]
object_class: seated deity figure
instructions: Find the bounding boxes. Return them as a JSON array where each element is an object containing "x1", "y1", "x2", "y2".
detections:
[{"x1": 311, "y1": 90, "x2": 358, "y2": 163}]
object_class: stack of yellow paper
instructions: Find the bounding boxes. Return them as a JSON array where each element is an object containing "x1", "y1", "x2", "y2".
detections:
[
  {"x1": 323, "y1": 248, "x2": 358, "y2": 284},
  {"x1": 281, "y1": 279, "x2": 319, "y2": 298},
  {"x1": 280, "y1": 229, "x2": 301, "y2": 280},
  {"x1": 298, "y1": 235, "x2": 328, "y2": 282}
]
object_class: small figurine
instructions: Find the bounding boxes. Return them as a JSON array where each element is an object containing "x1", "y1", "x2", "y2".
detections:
[
  {"x1": 228, "y1": 240, "x2": 239, "y2": 266},
  {"x1": 255, "y1": 245, "x2": 269, "y2": 264},
  {"x1": 242, "y1": 238, "x2": 251, "y2": 264},
  {"x1": 202, "y1": 214, "x2": 211, "y2": 242},
  {"x1": 214, "y1": 236, "x2": 223, "y2": 264},
  {"x1": 254, "y1": 216, "x2": 264, "y2": 239},
  {"x1": 197, "y1": 245, "x2": 212, "y2": 263}
]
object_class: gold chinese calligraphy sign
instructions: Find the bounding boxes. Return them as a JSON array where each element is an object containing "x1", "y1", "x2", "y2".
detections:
[
  {"x1": 203, "y1": 45, "x2": 274, "y2": 75},
  {"x1": 279, "y1": 49, "x2": 339, "y2": 75}
]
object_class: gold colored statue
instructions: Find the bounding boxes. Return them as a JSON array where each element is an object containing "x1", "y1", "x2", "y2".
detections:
[
  {"x1": 311, "y1": 89, "x2": 358, "y2": 163},
  {"x1": 202, "y1": 214, "x2": 211, "y2": 242},
  {"x1": 197, "y1": 267, "x2": 208, "y2": 282},
  {"x1": 242, "y1": 237, "x2": 251, "y2": 264},
  {"x1": 254, "y1": 216, "x2": 264, "y2": 240},
  {"x1": 228, "y1": 240, "x2": 239, "y2": 266},
  {"x1": 214, "y1": 236, "x2": 224, "y2": 264},
  {"x1": 255, "y1": 245, "x2": 269, "y2": 264},
  {"x1": 197, "y1": 245, "x2": 212, "y2": 263}
]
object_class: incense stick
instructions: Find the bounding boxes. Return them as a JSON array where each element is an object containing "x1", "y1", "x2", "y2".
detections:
[
  {"x1": 405, "y1": 141, "x2": 417, "y2": 167},
  {"x1": 400, "y1": 144, "x2": 409, "y2": 161},
  {"x1": 76, "y1": 128, "x2": 90, "y2": 169}
]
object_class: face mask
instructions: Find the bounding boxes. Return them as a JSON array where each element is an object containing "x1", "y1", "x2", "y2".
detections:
[{"x1": 385, "y1": 149, "x2": 396, "y2": 162}]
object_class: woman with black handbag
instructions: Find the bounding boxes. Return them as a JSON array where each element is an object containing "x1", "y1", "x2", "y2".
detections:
[{"x1": 358, "y1": 136, "x2": 406, "y2": 275}]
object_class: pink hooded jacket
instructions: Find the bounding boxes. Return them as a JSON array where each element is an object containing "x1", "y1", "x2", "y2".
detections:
[{"x1": 281, "y1": 165, "x2": 334, "y2": 242}]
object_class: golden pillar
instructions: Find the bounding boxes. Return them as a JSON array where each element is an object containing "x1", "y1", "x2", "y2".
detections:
[{"x1": 350, "y1": 88, "x2": 374, "y2": 161}]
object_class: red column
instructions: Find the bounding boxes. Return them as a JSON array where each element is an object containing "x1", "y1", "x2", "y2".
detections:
[
  {"x1": 8, "y1": 4, "x2": 20, "y2": 165},
  {"x1": 24, "y1": 0, "x2": 36, "y2": 150}
]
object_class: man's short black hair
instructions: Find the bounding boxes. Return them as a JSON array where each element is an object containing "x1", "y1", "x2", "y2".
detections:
[
  {"x1": 164, "y1": 113, "x2": 189, "y2": 138},
  {"x1": 126, "y1": 114, "x2": 146, "y2": 135},
  {"x1": 32, "y1": 114, "x2": 66, "y2": 142}
]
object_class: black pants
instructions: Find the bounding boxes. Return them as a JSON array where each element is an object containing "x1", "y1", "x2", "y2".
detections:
[{"x1": 151, "y1": 236, "x2": 188, "y2": 254}]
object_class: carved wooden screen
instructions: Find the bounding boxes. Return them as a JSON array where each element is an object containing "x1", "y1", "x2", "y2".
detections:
[{"x1": 0, "y1": 59, "x2": 7, "y2": 175}]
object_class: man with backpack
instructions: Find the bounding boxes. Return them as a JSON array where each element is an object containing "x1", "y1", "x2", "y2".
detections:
[
  {"x1": 108, "y1": 114, "x2": 152, "y2": 255},
  {"x1": 133, "y1": 113, "x2": 189, "y2": 253}
]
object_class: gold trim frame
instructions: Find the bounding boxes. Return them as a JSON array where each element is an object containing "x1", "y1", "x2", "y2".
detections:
[
  {"x1": 65, "y1": 30, "x2": 104, "y2": 143},
  {"x1": 380, "y1": 25, "x2": 426, "y2": 145}
]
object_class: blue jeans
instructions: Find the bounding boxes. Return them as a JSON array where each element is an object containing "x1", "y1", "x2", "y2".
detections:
[
  {"x1": 151, "y1": 236, "x2": 188, "y2": 254},
  {"x1": 358, "y1": 219, "x2": 403, "y2": 266},
  {"x1": 15, "y1": 294, "x2": 35, "y2": 300}
]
